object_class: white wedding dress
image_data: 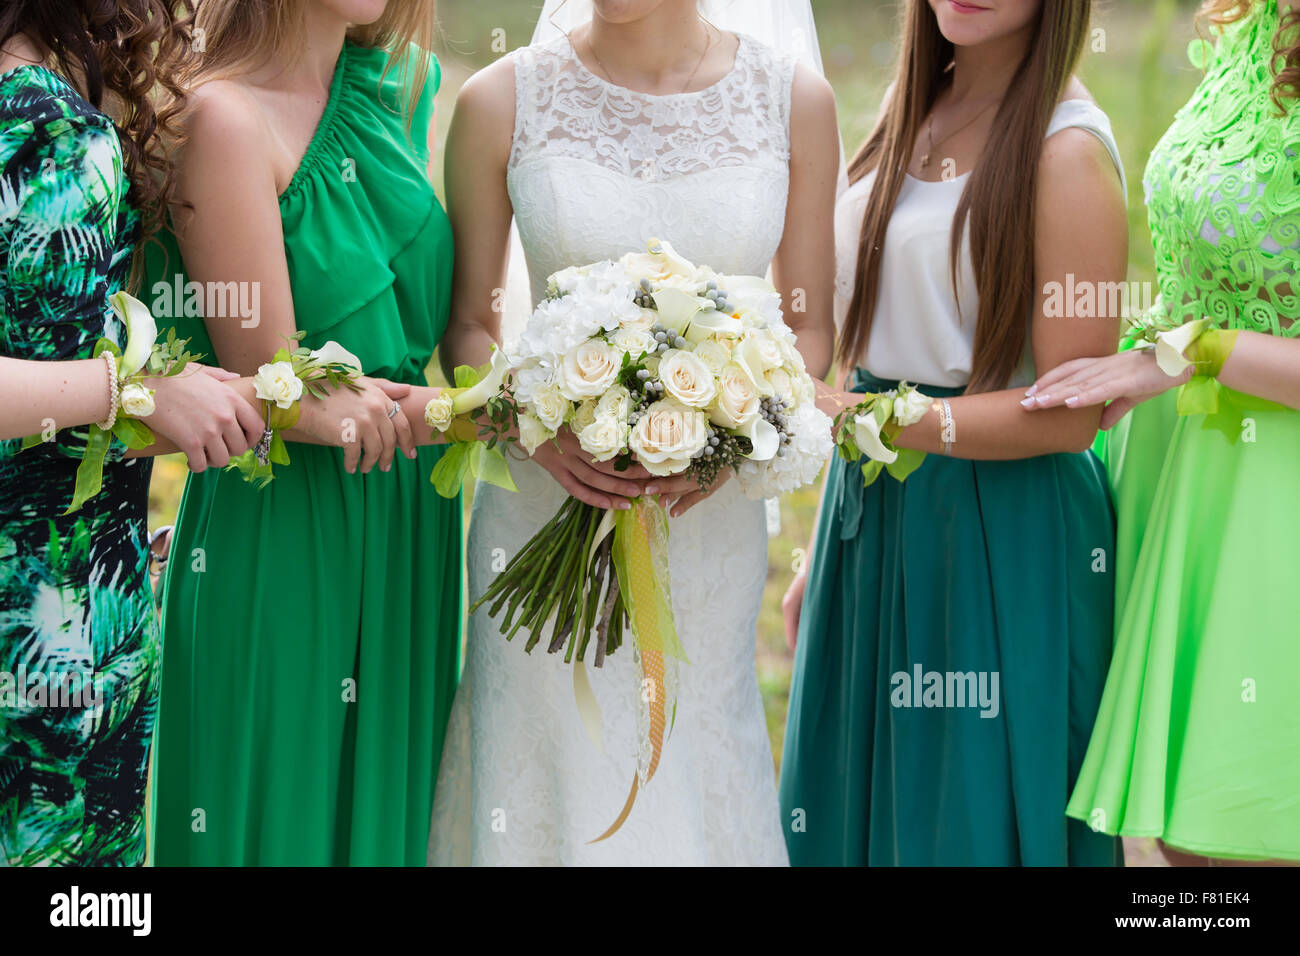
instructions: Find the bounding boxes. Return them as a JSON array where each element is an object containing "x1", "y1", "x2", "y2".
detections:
[{"x1": 429, "y1": 31, "x2": 796, "y2": 866}]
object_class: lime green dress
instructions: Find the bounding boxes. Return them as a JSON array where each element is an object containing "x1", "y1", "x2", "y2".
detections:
[
  {"x1": 1069, "y1": 0, "x2": 1300, "y2": 860},
  {"x1": 147, "y1": 43, "x2": 461, "y2": 865}
]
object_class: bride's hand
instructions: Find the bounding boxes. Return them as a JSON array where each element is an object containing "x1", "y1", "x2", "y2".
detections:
[
  {"x1": 531, "y1": 427, "x2": 650, "y2": 510},
  {"x1": 297, "y1": 377, "x2": 416, "y2": 474},
  {"x1": 647, "y1": 468, "x2": 729, "y2": 518}
]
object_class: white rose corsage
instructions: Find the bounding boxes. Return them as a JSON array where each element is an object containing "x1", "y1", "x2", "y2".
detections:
[
  {"x1": 22, "y1": 291, "x2": 199, "y2": 514},
  {"x1": 229, "y1": 332, "x2": 365, "y2": 487},
  {"x1": 426, "y1": 345, "x2": 518, "y2": 497},
  {"x1": 833, "y1": 381, "x2": 932, "y2": 487}
]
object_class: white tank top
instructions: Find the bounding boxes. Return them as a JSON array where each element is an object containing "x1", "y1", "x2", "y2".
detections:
[{"x1": 833, "y1": 98, "x2": 1127, "y2": 388}]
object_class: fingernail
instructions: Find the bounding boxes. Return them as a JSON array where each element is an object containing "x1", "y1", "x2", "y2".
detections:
[
  {"x1": 617, "y1": 501, "x2": 630, "y2": 510},
  {"x1": 1034, "y1": 394, "x2": 1051, "y2": 406},
  {"x1": 1020, "y1": 397, "x2": 1036, "y2": 408},
  {"x1": 1065, "y1": 396, "x2": 1079, "y2": 407},
  {"x1": 645, "y1": 485, "x2": 658, "y2": 495},
  {"x1": 1025, "y1": 385, "x2": 1038, "y2": 397}
]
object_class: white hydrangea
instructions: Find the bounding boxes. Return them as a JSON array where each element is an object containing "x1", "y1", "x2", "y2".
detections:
[{"x1": 735, "y1": 403, "x2": 834, "y2": 500}]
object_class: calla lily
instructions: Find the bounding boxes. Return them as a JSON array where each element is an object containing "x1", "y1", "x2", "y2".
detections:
[
  {"x1": 734, "y1": 337, "x2": 778, "y2": 396},
  {"x1": 684, "y1": 307, "x2": 743, "y2": 343},
  {"x1": 310, "y1": 340, "x2": 364, "y2": 376},
  {"x1": 1154, "y1": 319, "x2": 1210, "y2": 377},
  {"x1": 108, "y1": 291, "x2": 157, "y2": 377},
  {"x1": 652, "y1": 287, "x2": 704, "y2": 335},
  {"x1": 853, "y1": 406, "x2": 899, "y2": 465},
  {"x1": 645, "y1": 238, "x2": 698, "y2": 278},
  {"x1": 740, "y1": 416, "x2": 780, "y2": 462},
  {"x1": 451, "y1": 346, "x2": 511, "y2": 415}
]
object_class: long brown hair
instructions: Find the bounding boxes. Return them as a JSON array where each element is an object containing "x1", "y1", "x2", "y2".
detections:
[
  {"x1": 0, "y1": 0, "x2": 192, "y2": 245},
  {"x1": 180, "y1": 0, "x2": 438, "y2": 125},
  {"x1": 839, "y1": 0, "x2": 1091, "y2": 393},
  {"x1": 1197, "y1": 0, "x2": 1300, "y2": 108}
]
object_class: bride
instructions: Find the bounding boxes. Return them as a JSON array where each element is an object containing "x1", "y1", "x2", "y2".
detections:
[{"x1": 430, "y1": 0, "x2": 839, "y2": 865}]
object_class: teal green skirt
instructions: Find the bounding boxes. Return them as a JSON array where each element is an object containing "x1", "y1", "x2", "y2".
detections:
[{"x1": 778, "y1": 371, "x2": 1121, "y2": 866}]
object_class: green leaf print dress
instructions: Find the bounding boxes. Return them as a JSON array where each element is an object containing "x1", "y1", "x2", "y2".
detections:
[
  {"x1": 1069, "y1": 0, "x2": 1300, "y2": 860},
  {"x1": 0, "y1": 67, "x2": 156, "y2": 866},
  {"x1": 147, "y1": 43, "x2": 461, "y2": 866}
]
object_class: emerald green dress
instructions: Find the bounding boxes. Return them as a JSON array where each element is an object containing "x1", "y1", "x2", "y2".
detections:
[
  {"x1": 148, "y1": 43, "x2": 461, "y2": 866},
  {"x1": 1069, "y1": 0, "x2": 1300, "y2": 861}
]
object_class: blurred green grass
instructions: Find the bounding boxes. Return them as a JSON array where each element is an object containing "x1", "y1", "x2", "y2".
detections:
[{"x1": 149, "y1": 0, "x2": 1206, "y2": 779}]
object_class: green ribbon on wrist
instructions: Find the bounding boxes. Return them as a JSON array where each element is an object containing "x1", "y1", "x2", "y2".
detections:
[{"x1": 1185, "y1": 328, "x2": 1239, "y2": 379}]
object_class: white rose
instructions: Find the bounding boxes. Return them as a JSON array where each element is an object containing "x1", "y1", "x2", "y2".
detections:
[
  {"x1": 766, "y1": 367, "x2": 795, "y2": 407},
  {"x1": 253, "y1": 360, "x2": 303, "y2": 409},
  {"x1": 892, "y1": 388, "x2": 931, "y2": 428},
  {"x1": 424, "y1": 394, "x2": 454, "y2": 432},
  {"x1": 531, "y1": 382, "x2": 571, "y2": 431},
  {"x1": 578, "y1": 414, "x2": 628, "y2": 463},
  {"x1": 620, "y1": 308, "x2": 659, "y2": 332},
  {"x1": 710, "y1": 362, "x2": 760, "y2": 429},
  {"x1": 734, "y1": 332, "x2": 784, "y2": 394},
  {"x1": 692, "y1": 338, "x2": 732, "y2": 375},
  {"x1": 572, "y1": 399, "x2": 599, "y2": 434},
  {"x1": 595, "y1": 384, "x2": 632, "y2": 422},
  {"x1": 609, "y1": 326, "x2": 656, "y2": 356},
  {"x1": 558, "y1": 339, "x2": 621, "y2": 400},
  {"x1": 518, "y1": 412, "x2": 555, "y2": 456},
  {"x1": 120, "y1": 382, "x2": 155, "y2": 418},
  {"x1": 658, "y1": 349, "x2": 717, "y2": 409},
  {"x1": 628, "y1": 398, "x2": 709, "y2": 476}
]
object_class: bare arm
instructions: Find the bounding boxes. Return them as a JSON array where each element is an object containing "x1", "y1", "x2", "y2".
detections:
[
  {"x1": 772, "y1": 63, "x2": 839, "y2": 381},
  {"x1": 892, "y1": 125, "x2": 1128, "y2": 458}
]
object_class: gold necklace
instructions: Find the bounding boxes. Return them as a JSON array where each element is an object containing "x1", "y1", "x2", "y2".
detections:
[
  {"x1": 586, "y1": 21, "x2": 716, "y2": 95},
  {"x1": 919, "y1": 99, "x2": 999, "y2": 171}
]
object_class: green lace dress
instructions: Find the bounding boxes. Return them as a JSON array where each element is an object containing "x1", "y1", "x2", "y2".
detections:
[
  {"x1": 147, "y1": 43, "x2": 461, "y2": 865},
  {"x1": 0, "y1": 67, "x2": 156, "y2": 865},
  {"x1": 1069, "y1": 0, "x2": 1300, "y2": 860}
]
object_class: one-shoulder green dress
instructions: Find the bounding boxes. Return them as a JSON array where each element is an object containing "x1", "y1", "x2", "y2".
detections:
[
  {"x1": 147, "y1": 43, "x2": 460, "y2": 866},
  {"x1": 1069, "y1": 0, "x2": 1300, "y2": 861}
]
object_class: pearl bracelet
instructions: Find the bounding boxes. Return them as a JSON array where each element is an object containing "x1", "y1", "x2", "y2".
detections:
[{"x1": 97, "y1": 350, "x2": 120, "y2": 431}]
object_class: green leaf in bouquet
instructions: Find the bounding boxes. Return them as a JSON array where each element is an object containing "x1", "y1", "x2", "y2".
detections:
[
  {"x1": 431, "y1": 440, "x2": 473, "y2": 498},
  {"x1": 885, "y1": 446, "x2": 926, "y2": 483},
  {"x1": 861, "y1": 458, "x2": 885, "y2": 488},
  {"x1": 63, "y1": 425, "x2": 113, "y2": 514},
  {"x1": 19, "y1": 433, "x2": 44, "y2": 451},
  {"x1": 474, "y1": 444, "x2": 517, "y2": 493},
  {"x1": 111, "y1": 417, "x2": 155, "y2": 450}
]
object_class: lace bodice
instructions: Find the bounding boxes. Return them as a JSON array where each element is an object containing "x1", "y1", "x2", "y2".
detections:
[
  {"x1": 1144, "y1": 0, "x2": 1300, "y2": 335},
  {"x1": 507, "y1": 33, "x2": 796, "y2": 306}
]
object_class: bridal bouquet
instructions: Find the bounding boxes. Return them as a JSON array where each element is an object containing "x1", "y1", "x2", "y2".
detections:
[{"x1": 476, "y1": 240, "x2": 833, "y2": 667}]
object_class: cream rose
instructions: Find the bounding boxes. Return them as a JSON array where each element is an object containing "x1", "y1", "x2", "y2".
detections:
[
  {"x1": 518, "y1": 411, "x2": 555, "y2": 456},
  {"x1": 765, "y1": 367, "x2": 795, "y2": 407},
  {"x1": 658, "y1": 349, "x2": 717, "y2": 409},
  {"x1": 253, "y1": 360, "x2": 303, "y2": 409},
  {"x1": 424, "y1": 394, "x2": 454, "y2": 432},
  {"x1": 892, "y1": 388, "x2": 930, "y2": 427},
  {"x1": 120, "y1": 382, "x2": 155, "y2": 418},
  {"x1": 609, "y1": 326, "x2": 657, "y2": 356},
  {"x1": 558, "y1": 339, "x2": 621, "y2": 400},
  {"x1": 572, "y1": 399, "x2": 599, "y2": 434},
  {"x1": 628, "y1": 398, "x2": 709, "y2": 476},
  {"x1": 595, "y1": 384, "x2": 632, "y2": 422},
  {"x1": 710, "y1": 362, "x2": 761, "y2": 429},
  {"x1": 734, "y1": 332, "x2": 784, "y2": 395},
  {"x1": 531, "y1": 382, "x2": 571, "y2": 431},
  {"x1": 578, "y1": 414, "x2": 628, "y2": 463},
  {"x1": 692, "y1": 338, "x2": 732, "y2": 376}
]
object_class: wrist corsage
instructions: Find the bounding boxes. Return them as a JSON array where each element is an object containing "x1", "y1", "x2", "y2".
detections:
[
  {"x1": 833, "y1": 381, "x2": 931, "y2": 487},
  {"x1": 427, "y1": 346, "x2": 518, "y2": 496},
  {"x1": 1125, "y1": 314, "x2": 1239, "y2": 417},
  {"x1": 228, "y1": 334, "x2": 364, "y2": 487},
  {"x1": 23, "y1": 291, "x2": 198, "y2": 513}
]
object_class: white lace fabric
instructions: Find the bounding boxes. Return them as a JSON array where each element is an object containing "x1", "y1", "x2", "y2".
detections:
[{"x1": 430, "y1": 32, "x2": 795, "y2": 866}]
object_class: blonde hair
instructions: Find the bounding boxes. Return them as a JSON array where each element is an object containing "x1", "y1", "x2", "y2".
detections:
[{"x1": 182, "y1": 0, "x2": 437, "y2": 122}]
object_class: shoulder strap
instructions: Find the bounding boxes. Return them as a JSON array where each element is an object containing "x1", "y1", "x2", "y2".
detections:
[{"x1": 1047, "y1": 99, "x2": 1128, "y2": 199}]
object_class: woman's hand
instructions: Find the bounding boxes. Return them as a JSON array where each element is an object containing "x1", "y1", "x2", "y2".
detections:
[
  {"x1": 647, "y1": 467, "x2": 730, "y2": 518},
  {"x1": 1023, "y1": 350, "x2": 1189, "y2": 429},
  {"x1": 297, "y1": 377, "x2": 416, "y2": 474},
  {"x1": 532, "y1": 428, "x2": 650, "y2": 510},
  {"x1": 147, "y1": 364, "x2": 265, "y2": 472},
  {"x1": 782, "y1": 569, "x2": 808, "y2": 652}
]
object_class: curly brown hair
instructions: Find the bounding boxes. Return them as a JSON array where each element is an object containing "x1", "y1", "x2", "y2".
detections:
[
  {"x1": 1197, "y1": 0, "x2": 1300, "y2": 108},
  {"x1": 0, "y1": 1, "x2": 193, "y2": 244}
]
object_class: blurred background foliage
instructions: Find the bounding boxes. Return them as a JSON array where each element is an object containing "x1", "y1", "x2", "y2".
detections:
[{"x1": 149, "y1": 1, "x2": 1206, "y2": 858}]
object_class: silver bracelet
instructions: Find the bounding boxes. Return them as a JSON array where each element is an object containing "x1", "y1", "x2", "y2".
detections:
[
  {"x1": 940, "y1": 399, "x2": 956, "y2": 455},
  {"x1": 97, "y1": 350, "x2": 120, "y2": 431}
]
